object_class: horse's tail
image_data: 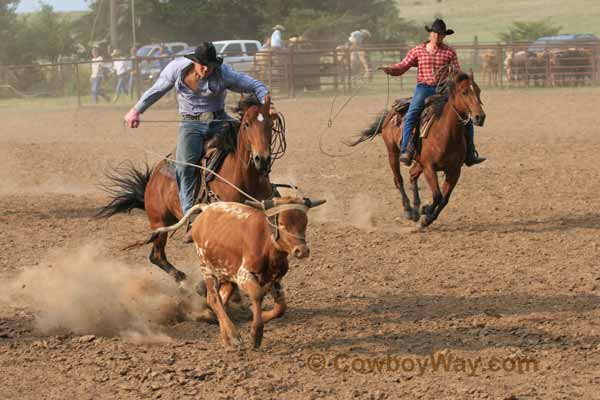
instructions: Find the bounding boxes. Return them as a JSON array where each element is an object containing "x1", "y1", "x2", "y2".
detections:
[
  {"x1": 122, "y1": 204, "x2": 208, "y2": 251},
  {"x1": 95, "y1": 162, "x2": 152, "y2": 219},
  {"x1": 345, "y1": 110, "x2": 388, "y2": 147}
]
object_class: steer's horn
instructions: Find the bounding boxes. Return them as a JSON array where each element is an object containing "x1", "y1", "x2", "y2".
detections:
[
  {"x1": 304, "y1": 198, "x2": 327, "y2": 208},
  {"x1": 244, "y1": 199, "x2": 276, "y2": 210},
  {"x1": 245, "y1": 200, "x2": 263, "y2": 209}
]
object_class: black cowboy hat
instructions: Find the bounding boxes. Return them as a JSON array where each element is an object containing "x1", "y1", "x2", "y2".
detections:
[
  {"x1": 184, "y1": 42, "x2": 223, "y2": 67},
  {"x1": 425, "y1": 19, "x2": 454, "y2": 36}
]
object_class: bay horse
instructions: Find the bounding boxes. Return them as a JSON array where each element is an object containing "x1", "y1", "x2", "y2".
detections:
[
  {"x1": 97, "y1": 95, "x2": 276, "y2": 283},
  {"x1": 349, "y1": 70, "x2": 485, "y2": 227}
]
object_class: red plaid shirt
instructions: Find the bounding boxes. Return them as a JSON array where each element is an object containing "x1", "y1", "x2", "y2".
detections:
[{"x1": 387, "y1": 42, "x2": 460, "y2": 86}]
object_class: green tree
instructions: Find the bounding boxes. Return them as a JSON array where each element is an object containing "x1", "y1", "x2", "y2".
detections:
[
  {"x1": 498, "y1": 19, "x2": 562, "y2": 43},
  {"x1": 73, "y1": 0, "x2": 422, "y2": 51},
  {"x1": 0, "y1": 0, "x2": 32, "y2": 65},
  {"x1": 26, "y1": 2, "x2": 75, "y2": 63}
]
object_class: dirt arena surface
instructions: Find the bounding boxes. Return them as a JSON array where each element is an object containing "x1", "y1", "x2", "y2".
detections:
[{"x1": 1, "y1": 88, "x2": 599, "y2": 399}]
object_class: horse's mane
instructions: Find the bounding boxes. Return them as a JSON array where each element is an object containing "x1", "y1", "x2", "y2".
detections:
[
  {"x1": 430, "y1": 72, "x2": 470, "y2": 119},
  {"x1": 232, "y1": 94, "x2": 262, "y2": 118},
  {"x1": 213, "y1": 95, "x2": 263, "y2": 153}
]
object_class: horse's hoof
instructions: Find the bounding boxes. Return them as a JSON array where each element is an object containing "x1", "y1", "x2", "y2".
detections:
[
  {"x1": 410, "y1": 208, "x2": 420, "y2": 222},
  {"x1": 420, "y1": 215, "x2": 434, "y2": 228},
  {"x1": 421, "y1": 205, "x2": 432, "y2": 215},
  {"x1": 172, "y1": 270, "x2": 187, "y2": 283},
  {"x1": 195, "y1": 280, "x2": 207, "y2": 297},
  {"x1": 404, "y1": 210, "x2": 414, "y2": 221}
]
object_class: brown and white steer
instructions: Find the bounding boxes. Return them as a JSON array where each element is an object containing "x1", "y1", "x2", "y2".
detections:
[{"x1": 159, "y1": 196, "x2": 325, "y2": 348}]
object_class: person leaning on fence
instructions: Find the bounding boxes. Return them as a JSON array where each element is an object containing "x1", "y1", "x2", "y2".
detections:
[
  {"x1": 123, "y1": 42, "x2": 277, "y2": 227},
  {"x1": 111, "y1": 49, "x2": 132, "y2": 102},
  {"x1": 381, "y1": 19, "x2": 486, "y2": 166},
  {"x1": 349, "y1": 29, "x2": 373, "y2": 81},
  {"x1": 270, "y1": 25, "x2": 285, "y2": 50},
  {"x1": 90, "y1": 47, "x2": 110, "y2": 104}
]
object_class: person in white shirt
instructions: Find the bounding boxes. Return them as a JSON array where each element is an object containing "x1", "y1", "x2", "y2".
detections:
[
  {"x1": 270, "y1": 25, "x2": 285, "y2": 49},
  {"x1": 348, "y1": 29, "x2": 372, "y2": 81},
  {"x1": 111, "y1": 49, "x2": 132, "y2": 102},
  {"x1": 90, "y1": 47, "x2": 110, "y2": 103}
]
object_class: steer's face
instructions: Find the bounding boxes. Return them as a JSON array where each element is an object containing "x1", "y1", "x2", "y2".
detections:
[{"x1": 278, "y1": 207, "x2": 310, "y2": 259}]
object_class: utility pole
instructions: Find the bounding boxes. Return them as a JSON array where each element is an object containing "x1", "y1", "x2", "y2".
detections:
[
  {"x1": 131, "y1": 0, "x2": 136, "y2": 48},
  {"x1": 110, "y1": 0, "x2": 118, "y2": 50}
]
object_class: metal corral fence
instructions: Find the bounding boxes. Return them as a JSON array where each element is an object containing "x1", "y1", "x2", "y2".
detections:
[{"x1": 1, "y1": 40, "x2": 599, "y2": 106}]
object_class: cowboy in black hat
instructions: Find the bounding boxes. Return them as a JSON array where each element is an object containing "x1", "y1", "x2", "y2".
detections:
[
  {"x1": 381, "y1": 19, "x2": 485, "y2": 166},
  {"x1": 124, "y1": 42, "x2": 275, "y2": 224}
]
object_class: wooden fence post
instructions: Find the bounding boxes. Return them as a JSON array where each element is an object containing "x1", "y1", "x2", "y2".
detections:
[
  {"x1": 332, "y1": 48, "x2": 339, "y2": 94},
  {"x1": 288, "y1": 46, "x2": 296, "y2": 98},
  {"x1": 472, "y1": 36, "x2": 479, "y2": 70},
  {"x1": 345, "y1": 46, "x2": 352, "y2": 93},
  {"x1": 135, "y1": 56, "x2": 142, "y2": 98},
  {"x1": 75, "y1": 62, "x2": 82, "y2": 107},
  {"x1": 496, "y1": 46, "x2": 503, "y2": 88},
  {"x1": 268, "y1": 51, "x2": 273, "y2": 90}
]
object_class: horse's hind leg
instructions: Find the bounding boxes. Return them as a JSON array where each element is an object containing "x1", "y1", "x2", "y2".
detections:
[
  {"x1": 386, "y1": 146, "x2": 415, "y2": 221},
  {"x1": 149, "y1": 232, "x2": 187, "y2": 283}
]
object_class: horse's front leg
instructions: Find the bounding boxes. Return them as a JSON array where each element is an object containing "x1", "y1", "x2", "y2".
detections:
[
  {"x1": 429, "y1": 168, "x2": 461, "y2": 223},
  {"x1": 420, "y1": 166, "x2": 442, "y2": 227},
  {"x1": 409, "y1": 162, "x2": 423, "y2": 222}
]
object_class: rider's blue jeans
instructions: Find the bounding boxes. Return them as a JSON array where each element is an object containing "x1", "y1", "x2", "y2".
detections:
[
  {"x1": 401, "y1": 83, "x2": 437, "y2": 152},
  {"x1": 175, "y1": 116, "x2": 228, "y2": 215},
  {"x1": 401, "y1": 83, "x2": 475, "y2": 152}
]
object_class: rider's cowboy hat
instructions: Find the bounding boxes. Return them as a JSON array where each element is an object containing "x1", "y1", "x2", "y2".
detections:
[
  {"x1": 183, "y1": 42, "x2": 223, "y2": 67},
  {"x1": 272, "y1": 25, "x2": 286, "y2": 31},
  {"x1": 425, "y1": 19, "x2": 454, "y2": 35}
]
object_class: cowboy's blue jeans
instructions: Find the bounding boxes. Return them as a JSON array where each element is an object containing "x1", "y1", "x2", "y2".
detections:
[
  {"x1": 401, "y1": 83, "x2": 475, "y2": 152},
  {"x1": 401, "y1": 83, "x2": 437, "y2": 152},
  {"x1": 175, "y1": 118, "x2": 227, "y2": 215}
]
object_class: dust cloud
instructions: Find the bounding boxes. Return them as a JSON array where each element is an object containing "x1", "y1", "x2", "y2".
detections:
[{"x1": 0, "y1": 244, "x2": 209, "y2": 340}]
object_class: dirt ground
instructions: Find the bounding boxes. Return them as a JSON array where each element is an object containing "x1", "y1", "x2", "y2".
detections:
[{"x1": 1, "y1": 88, "x2": 599, "y2": 400}]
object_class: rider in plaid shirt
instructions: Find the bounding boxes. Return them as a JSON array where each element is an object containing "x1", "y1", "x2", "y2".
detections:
[{"x1": 383, "y1": 19, "x2": 485, "y2": 166}]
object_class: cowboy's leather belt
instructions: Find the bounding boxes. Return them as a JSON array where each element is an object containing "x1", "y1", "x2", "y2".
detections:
[{"x1": 181, "y1": 110, "x2": 224, "y2": 122}]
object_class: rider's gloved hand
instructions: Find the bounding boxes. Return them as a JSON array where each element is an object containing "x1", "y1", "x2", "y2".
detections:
[{"x1": 124, "y1": 108, "x2": 141, "y2": 128}]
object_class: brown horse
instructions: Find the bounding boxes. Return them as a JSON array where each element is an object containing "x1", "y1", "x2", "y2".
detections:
[
  {"x1": 349, "y1": 70, "x2": 485, "y2": 227},
  {"x1": 97, "y1": 95, "x2": 276, "y2": 283}
]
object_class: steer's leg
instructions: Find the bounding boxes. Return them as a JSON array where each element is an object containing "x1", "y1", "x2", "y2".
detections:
[
  {"x1": 237, "y1": 267, "x2": 265, "y2": 349},
  {"x1": 204, "y1": 275, "x2": 242, "y2": 348},
  {"x1": 262, "y1": 281, "x2": 287, "y2": 323},
  {"x1": 219, "y1": 282, "x2": 235, "y2": 306}
]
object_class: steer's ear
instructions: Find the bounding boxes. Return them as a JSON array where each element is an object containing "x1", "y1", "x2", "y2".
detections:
[{"x1": 304, "y1": 198, "x2": 327, "y2": 208}]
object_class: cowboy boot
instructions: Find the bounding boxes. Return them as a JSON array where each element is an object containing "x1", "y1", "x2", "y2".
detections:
[
  {"x1": 182, "y1": 213, "x2": 199, "y2": 244},
  {"x1": 465, "y1": 130, "x2": 486, "y2": 166},
  {"x1": 399, "y1": 142, "x2": 415, "y2": 166}
]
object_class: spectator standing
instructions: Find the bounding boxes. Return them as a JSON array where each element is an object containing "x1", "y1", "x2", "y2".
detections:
[
  {"x1": 112, "y1": 49, "x2": 132, "y2": 102},
  {"x1": 270, "y1": 25, "x2": 285, "y2": 49},
  {"x1": 90, "y1": 47, "x2": 110, "y2": 104}
]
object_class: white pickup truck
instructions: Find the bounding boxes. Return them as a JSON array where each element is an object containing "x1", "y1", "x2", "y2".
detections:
[{"x1": 177, "y1": 40, "x2": 263, "y2": 73}]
